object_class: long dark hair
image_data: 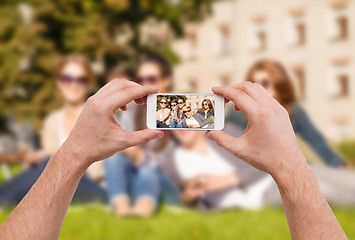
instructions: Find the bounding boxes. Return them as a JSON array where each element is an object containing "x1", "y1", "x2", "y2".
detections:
[{"x1": 201, "y1": 99, "x2": 214, "y2": 112}]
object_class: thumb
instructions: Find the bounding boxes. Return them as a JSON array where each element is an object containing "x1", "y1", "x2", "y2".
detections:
[
  {"x1": 206, "y1": 130, "x2": 244, "y2": 157},
  {"x1": 125, "y1": 129, "x2": 164, "y2": 147}
]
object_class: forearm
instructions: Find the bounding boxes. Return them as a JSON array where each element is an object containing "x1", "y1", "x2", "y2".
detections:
[
  {"x1": 274, "y1": 159, "x2": 347, "y2": 240},
  {"x1": 0, "y1": 144, "x2": 87, "y2": 240}
]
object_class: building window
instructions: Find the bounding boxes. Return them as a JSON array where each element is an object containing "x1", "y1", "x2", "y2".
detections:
[
  {"x1": 287, "y1": 12, "x2": 306, "y2": 46},
  {"x1": 185, "y1": 31, "x2": 198, "y2": 60},
  {"x1": 250, "y1": 18, "x2": 267, "y2": 51},
  {"x1": 214, "y1": 24, "x2": 231, "y2": 56},
  {"x1": 293, "y1": 67, "x2": 306, "y2": 100},
  {"x1": 328, "y1": 5, "x2": 349, "y2": 40},
  {"x1": 327, "y1": 60, "x2": 350, "y2": 97}
]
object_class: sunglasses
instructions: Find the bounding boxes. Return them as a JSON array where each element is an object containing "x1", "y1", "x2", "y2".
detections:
[
  {"x1": 171, "y1": 104, "x2": 177, "y2": 106},
  {"x1": 59, "y1": 75, "x2": 89, "y2": 85},
  {"x1": 160, "y1": 101, "x2": 167, "y2": 104},
  {"x1": 137, "y1": 75, "x2": 159, "y2": 84},
  {"x1": 183, "y1": 110, "x2": 191, "y2": 113},
  {"x1": 178, "y1": 102, "x2": 184, "y2": 104},
  {"x1": 203, "y1": 103, "x2": 209, "y2": 106}
]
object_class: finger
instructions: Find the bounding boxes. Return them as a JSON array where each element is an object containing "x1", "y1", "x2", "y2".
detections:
[
  {"x1": 124, "y1": 129, "x2": 164, "y2": 147},
  {"x1": 212, "y1": 86, "x2": 258, "y2": 117},
  {"x1": 236, "y1": 82, "x2": 274, "y2": 105},
  {"x1": 108, "y1": 85, "x2": 159, "y2": 111},
  {"x1": 134, "y1": 96, "x2": 147, "y2": 105},
  {"x1": 96, "y1": 79, "x2": 136, "y2": 98},
  {"x1": 206, "y1": 130, "x2": 243, "y2": 157}
]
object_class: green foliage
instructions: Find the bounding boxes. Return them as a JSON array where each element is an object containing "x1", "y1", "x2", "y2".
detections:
[
  {"x1": 0, "y1": 0, "x2": 214, "y2": 129},
  {"x1": 338, "y1": 141, "x2": 355, "y2": 165}
]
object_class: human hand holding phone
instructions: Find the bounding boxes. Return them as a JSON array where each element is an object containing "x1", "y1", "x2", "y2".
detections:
[
  {"x1": 62, "y1": 79, "x2": 164, "y2": 169},
  {"x1": 206, "y1": 81, "x2": 347, "y2": 240},
  {"x1": 206, "y1": 81, "x2": 305, "y2": 177}
]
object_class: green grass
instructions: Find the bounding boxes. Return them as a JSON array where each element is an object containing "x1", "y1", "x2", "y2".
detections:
[{"x1": 1, "y1": 205, "x2": 355, "y2": 240}]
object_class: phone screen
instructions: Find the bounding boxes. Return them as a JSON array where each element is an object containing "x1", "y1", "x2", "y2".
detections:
[{"x1": 156, "y1": 94, "x2": 215, "y2": 129}]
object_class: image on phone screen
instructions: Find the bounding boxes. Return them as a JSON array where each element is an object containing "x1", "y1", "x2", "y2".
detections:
[{"x1": 147, "y1": 93, "x2": 224, "y2": 130}]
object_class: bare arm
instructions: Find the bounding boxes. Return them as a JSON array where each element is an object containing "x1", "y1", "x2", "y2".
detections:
[
  {"x1": 0, "y1": 79, "x2": 163, "y2": 240},
  {"x1": 275, "y1": 162, "x2": 346, "y2": 239},
  {"x1": 207, "y1": 82, "x2": 347, "y2": 240}
]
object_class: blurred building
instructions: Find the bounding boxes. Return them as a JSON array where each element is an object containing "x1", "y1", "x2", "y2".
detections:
[{"x1": 172, "y1": 0, "x2": 355, "y2": 141}]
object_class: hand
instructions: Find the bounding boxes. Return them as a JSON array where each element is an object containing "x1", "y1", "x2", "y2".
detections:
[
  {"x1": 182, "y1": 179, "x2": 205, "y2": 205},
  {"x1": 206, "y1": 82, "x2": 307, "y2": 178},
  {"x1": 61, "y1": 79, "x2": 164, "y2": 170}
]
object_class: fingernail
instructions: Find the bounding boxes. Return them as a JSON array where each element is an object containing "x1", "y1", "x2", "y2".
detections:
[{"x1": 158, "y1": 132, "x2": 164, "y2": 138}]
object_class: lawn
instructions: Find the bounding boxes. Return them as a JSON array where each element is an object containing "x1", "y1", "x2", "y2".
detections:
[{"x1": 1, "y1": 205, "x2": 355, "y2": 240}]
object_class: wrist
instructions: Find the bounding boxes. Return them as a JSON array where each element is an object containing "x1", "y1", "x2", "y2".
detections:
[
  {"x1": 272, "y1": 154, "x2": 313, "y2": 191},
  {"x1": 55, "y1": 141, "x2": 90, "y2": 177}
]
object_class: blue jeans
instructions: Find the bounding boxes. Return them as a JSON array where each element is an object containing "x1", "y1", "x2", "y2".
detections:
[
  {"x1": 104, "y1": 153, "x2": 180, "y2": 208},
  {"x1": 0, "y1": 156, "x2": 107, "y2": 207},
  {"x1": 170, "y1": 119, "x2": 185, "y2": 128}
]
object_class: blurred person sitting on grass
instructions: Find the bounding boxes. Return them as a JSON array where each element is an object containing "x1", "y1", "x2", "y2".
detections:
[
  {"x1": 0, "y1": 80, "x2": 348, "y2": 240},
  {"x1": 104, "y1": 56, "x2": 180, "y2": 218},
  {"x1": 161, "y1": 124, "x2": 355, "y2": 210},
  {"x1": 226, "y1": 59, "x2": 347, "y2": 168},
  {"x1": 181, "y1": 106, "x2": 214, "y2": 129},
  {"x1": 0, "y1": 55, "x2": 107, "y2": 209},
  {"x1": 197, "y1": 98, "x2": 214, "y2": 122}
]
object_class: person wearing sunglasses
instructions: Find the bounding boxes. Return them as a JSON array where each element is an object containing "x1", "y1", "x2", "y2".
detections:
[
  {"x1": 0, "y1": 56, "x2": 107, "y2": 210},
  {"x1": 181, "y1": 106, "x2": 213, "y2": 129},
  {"x1": 156, "y1": 97, "x2": 170, "y2": 128},
  {"x1": 226, "y1": 59, "x2": 347, "y2": 169},
  {"x1": 0, "y1": 81, "x2": 348, "y2": 240},
  {"x1": 197, "y1": 99, "x2": 214, "y2": 122},
  {"x1": 104, "y1": 55, "x2": 180, "y2": 217},
  {"x1": 169, "y1": 98, "x2": 186, "y2": 128}
]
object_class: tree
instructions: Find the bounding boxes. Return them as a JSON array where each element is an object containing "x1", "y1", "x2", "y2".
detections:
[{"x1": 0, "y1": 0, "x2": 214, "y2": 130}]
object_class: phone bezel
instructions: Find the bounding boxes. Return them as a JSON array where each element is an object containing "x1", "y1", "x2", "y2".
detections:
[{"x1": 147, "y1": 93, "x2": 224, "y2": 131}]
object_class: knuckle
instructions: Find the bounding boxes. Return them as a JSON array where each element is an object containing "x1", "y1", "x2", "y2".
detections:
[
  {"x1": 91, "y1": 101, "x2": 102, "y2": 114},
  {"x1": 256, "y1": 107, "x2": 270, "y2": 119},
  {"x1": 87, "y1": 96, "x2": 102, "y2": 114},
  {"x1": 117, "y1": 137, "x2": 129, "y2": 149},
  {"x1": 241, "y1": 81, "x2": 253, "y2": 91}
]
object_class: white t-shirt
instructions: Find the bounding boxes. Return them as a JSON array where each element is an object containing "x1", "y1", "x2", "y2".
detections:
[
  {"x1": 173, "y1": 144, "x2": 274, "y2": 209},
  {"x1": 186, "y1": 117, "x2": 200, "y2": 127},
  {"x1": 174, "y1": 144, "x2": 235, "y2": 180}
]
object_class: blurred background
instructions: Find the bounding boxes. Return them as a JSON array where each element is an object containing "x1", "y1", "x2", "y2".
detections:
[{"x1": 1, "y1": 0, "x2": 355, "y2": 239}]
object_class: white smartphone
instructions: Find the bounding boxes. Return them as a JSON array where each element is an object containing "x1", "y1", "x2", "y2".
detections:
[{"x1": 147, "y1": 93, "x2": 224, "y2": 130}]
